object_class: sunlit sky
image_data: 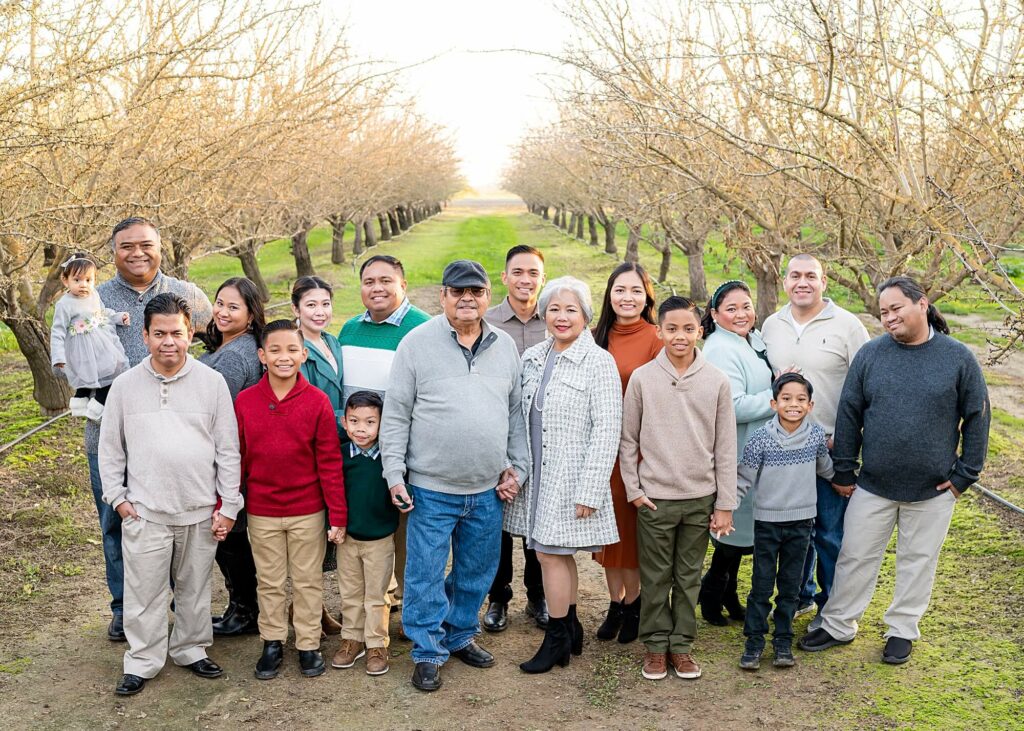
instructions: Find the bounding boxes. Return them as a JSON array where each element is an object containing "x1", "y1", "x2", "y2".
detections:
[{"x1": 340, "y1": 0, "x2": 567, "y2": 191}]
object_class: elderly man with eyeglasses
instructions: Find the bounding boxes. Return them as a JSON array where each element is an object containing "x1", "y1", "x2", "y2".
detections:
[{"x1": 380, "y1": 259, "x2": 529, "y2": 692}]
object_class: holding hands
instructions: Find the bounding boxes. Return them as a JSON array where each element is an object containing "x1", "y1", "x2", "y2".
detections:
[
  {"x1": 327, "y1": 526, "x2": 347, "y2": 544},
  {"x1": 496, "y1": 467, "x2": 520, "y2": 502},
  {"x1": 709, "y1": 509, "x2": 734, "y2": 539},
  {"x1": 210, "y1": 510, "x2": 235, "y2": 541}
]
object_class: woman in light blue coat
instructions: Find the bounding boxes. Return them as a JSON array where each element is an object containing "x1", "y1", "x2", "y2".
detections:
[{"x1": 699, "y1": 280, "x2": 774, "y2": 626}]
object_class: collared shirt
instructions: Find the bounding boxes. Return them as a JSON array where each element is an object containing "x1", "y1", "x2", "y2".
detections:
[
  {"x1": 358, "y1": 297, "x2": 413, "y2": 326},
  {"x1": 448, "y1": 322, "x2": 490, "y2": 368},
  {"x1": 485, "y1": 297, "x2": 547, "y2": 357},
  {"x1": 349, "y1": 442, "x2": 381, "y2": 460}
]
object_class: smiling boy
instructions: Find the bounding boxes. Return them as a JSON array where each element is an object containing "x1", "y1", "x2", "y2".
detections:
[{"x1": 734, "y1": 373, "x2": 833, "y2": 671}]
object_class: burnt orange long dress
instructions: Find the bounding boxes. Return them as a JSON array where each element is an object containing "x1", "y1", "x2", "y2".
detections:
[{"x1": 593, "y1": 319, "x2": 662, "y2": 569}]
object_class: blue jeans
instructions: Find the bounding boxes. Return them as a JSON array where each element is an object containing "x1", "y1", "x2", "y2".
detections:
[
  {"x1": 402, "y1": 485, "x2": 502, "y2": 666},
  {"x1": 744, "y1": 519, "x2": 814, "y2": 651},
  {"x1": 798, "y1": 476, "x2": 849, "y2": 609},
  {"x1": 87, "y1": 452, "x2": 123, "y2": 615}
]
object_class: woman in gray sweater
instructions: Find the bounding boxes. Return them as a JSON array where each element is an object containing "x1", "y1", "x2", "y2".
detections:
[{"x1": 199, "y1": 277, "x2": 265, "y2": 636}]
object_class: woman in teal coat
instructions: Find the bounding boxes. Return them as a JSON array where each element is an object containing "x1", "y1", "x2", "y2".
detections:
[
  {"x1": 290, "y1": 275, "x2": 345, "y2": 634},
  {"x1": 699, "y1": 280, "x2": 774, "y2": 626}
]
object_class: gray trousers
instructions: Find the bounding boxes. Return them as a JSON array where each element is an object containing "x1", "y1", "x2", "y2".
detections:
[
  {"x1": 121, "y1": 517, "x2": 217, "y2": 678},
  {"x1": 821, "y1": 488, "x2": 956, "y2": 642}
]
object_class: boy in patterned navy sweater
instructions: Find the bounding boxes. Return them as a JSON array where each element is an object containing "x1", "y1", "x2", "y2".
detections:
[{"x1": 735, "y1": 373, "x2": 833, "y2": 671}]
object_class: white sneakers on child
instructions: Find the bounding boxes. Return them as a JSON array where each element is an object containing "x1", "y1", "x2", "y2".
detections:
[
  {"x1": 84, "y1": 398, "x2": 104, "y2": 422},
  {"x1": 69, "y1": 397, "x2": 89, "y2": 417}
]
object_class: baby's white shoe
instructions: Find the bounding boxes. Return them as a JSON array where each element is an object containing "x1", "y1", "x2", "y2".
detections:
[
  {"x1": 85, "y1": 398, "x2": 104, "y2": 422},
  {"x1": 69, "y1": 397, "x2": 89, "y2": 417}
]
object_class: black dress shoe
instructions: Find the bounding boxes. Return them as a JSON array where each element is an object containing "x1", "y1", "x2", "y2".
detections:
[
  {"x1": 212, "y1": 604, "x2": 260, "y2": 636},
  {"x1": 255, "y1": 640, "x2": 283, "y2": 680},
  {"x1": 525, "y1": 598, "x2": 549, "y2": 629},
  {"x1": 451, "y1": 640, "x2": 495, "y2": 668},
  {"x1": 411, "y1": 662, "x2": 442, "y2": 691},
  {"x1": 882, "y1": 637, "x2": 913, "y2": 664},
  {"x1": 299, "y1": 649, "x2": 326, "y2": 677},
  {"x1": 211, "y1": 600, "x2": 237, "y2": 627},
  {"x1": 107, "y1": 614, "x2": 126, "y2": 642},
  {"x1": 482, "y1": 601, "x2": 508, "y2": 632},
  {"x1": 114, "y1": 674, "x2": 146, "y2": 696},
  {"x1": 187, "y1": 658, "x2": 223, "y2": 678},
  {"x1": 798, "y1": 627, "x2": 853, "y2": 652}
]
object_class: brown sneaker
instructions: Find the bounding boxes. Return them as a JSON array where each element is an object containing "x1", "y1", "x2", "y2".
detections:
[
  {"x1": 670, "y1": 652, "x2": 702, "y2": 679},
  {"x1": 331, "y1": 639, "x2": 365, "y2": 669},
  {"x1": 365, "y1": 647, "x2": 390, "y2": 676},
  {"x1": 641, "y1": 651, "x2": 668, "y2": 680}
]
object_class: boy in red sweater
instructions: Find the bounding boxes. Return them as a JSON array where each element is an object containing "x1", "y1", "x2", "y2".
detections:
[{"x1": 235, "y1": 319, "x2": 347, "y2": 680}]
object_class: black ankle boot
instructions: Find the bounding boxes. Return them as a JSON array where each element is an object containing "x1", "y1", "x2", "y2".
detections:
[
  {"x1": 212, "y1": 600, "x2": 237, "y2": 627},
  {"x1": 596, "y1": 601, "x2": 624, "y2": 640},
  {"x1": 618, "y1": 596, "x2": 641, "y2": 644},
  {"x1": 724, "y1": 572, "x2": 746, "y2": 620},
  {"x1": 255, "y1": 640, "x2": 283, "y2": 680},
  {"x1": 520, "y1": 616, "x2": 572, "y2": 673},
  {"x1": 213, "y1": 603, "x2": 260, "y2": 636},
  {"x1": 568, "y1": 604, "x2": 583, "y2": 656},
  {"x1": 699, "y1": 573, "x2": 729, "y2": 626}
]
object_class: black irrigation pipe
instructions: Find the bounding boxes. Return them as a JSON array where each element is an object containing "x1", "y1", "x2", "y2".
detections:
[{"x1": 0, "y1": 410, "x2": 70, "y2": 455}]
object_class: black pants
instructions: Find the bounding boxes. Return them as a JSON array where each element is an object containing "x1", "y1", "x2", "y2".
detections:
[
  {"x1": 488, "y1": 530, "x2": 544, "y2": 604},
  {"x1": 214, "y1": 515, "x2": 259, "y2": 608},
  {"x1": 702, "y1": 539, "x2": 753, "y2": 605},
  {"x1": 74, "y1": 384, "x2": 111, "y2": 404},
  {"x1": 743, "y1": 519, "x2": 814, "y2": 652}
]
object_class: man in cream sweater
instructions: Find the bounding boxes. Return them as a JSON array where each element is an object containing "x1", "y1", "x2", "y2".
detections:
[{"x1": 100, "y1": 294, "x2": 242, "y2": 696}]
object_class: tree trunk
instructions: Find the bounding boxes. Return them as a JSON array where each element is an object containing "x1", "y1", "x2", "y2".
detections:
[
  {"x1": 753, "y1": 261, "x2": 781, "y2": 324},
  {"x1": 291, "y1": 229, "x2": 314, "y2": 278},
  {"x1": 567, "y1": 211, "x2": 577, "y2": 234},
  {"x1": 330, "y1": 217, "x2": 347, "y2": 264},
  {"x1": 625, "y1": 226, "x2": 640, "y2": 263},
  {"x1": 364, "y1": 218, "x2": 378, "y2": 248},
  {"x1": 604, "y1": 218, "x2": 618, "y2": 254},
  {"x1": 588, "y1": 216, "x2": 599, "y2": 246},
  {"x1": 398, "y1": 206, "x2": 411, "y2": 231},
  {"x1": 353, "y1": 220, "x2": 364, "y2": 256},
  {"x1": 388, "y1": 209, "x2": 401, "y2": 236},
  {"x1": 541, "y1": 206, "x2": 550, "y2": 220},
  {"x1": 575, "y1": 213, "x2": 585, "y2": 240},
  {"x1": 657, "y1": 245, "x2": 672, "y2": 283},
  {"x1": 377, "y1": 213, "x2": 391, "y2": 241},
  {"x1": 686, "y1": 242, "x2": 708, "y2": 302},
  {"x1": 5, "y1": 316, "x2": 71, "y2": 414},
  {"x1": 237, "y1": 248, "x2": 271, "y2": 302}
]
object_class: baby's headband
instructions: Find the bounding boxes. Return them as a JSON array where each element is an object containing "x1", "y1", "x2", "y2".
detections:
[
  {"x1": 60, "y1": 253, "x2": 90, "y2": 269},
  {"x1": 710, "y1": 280, "x2": 748, "y2": 309}
]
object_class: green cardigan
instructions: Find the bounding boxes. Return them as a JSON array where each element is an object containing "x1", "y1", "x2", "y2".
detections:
[{"x1": 301, "y1": 332, "x2": 345, "y2": 436}]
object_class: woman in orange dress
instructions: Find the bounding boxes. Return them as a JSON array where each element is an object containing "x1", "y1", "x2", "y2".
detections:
[{"x1": 592, "y1": 262, "x2": 661, "y2": 643}]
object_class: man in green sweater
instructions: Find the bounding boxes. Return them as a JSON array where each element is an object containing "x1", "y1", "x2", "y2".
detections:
[{"x1": 798, "y1": 277, "x2": 990, "y2": 665}]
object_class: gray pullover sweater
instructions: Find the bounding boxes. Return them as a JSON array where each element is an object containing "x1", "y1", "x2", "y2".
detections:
[
  {"x1": 380, "y1": 315, "x2": 530, "y2": 495},
  {"x1": 833, "y1": 333, "x2": 990, "y2": 501},
  {"x1": 737, "y1": 416, "x2": 834, "y2": 522}
]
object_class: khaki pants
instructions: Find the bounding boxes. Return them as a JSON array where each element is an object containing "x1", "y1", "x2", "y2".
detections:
[
  {"x1": 249, "y1": 511, "x2": 325, "y2": 651},
  {"x1": 821, "y1": 488, "x2": 956, "y2": 642},
  {"x1": 121, "y1": 517, "x2": 217, "y2": 678},
  {"x1": 338, "y1": 535, "x2": 395, "y2": 648}
]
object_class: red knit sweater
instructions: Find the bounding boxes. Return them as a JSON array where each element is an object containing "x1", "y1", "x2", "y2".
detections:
[{"x1": 235, "y1": 373, "x2": 347, "y2": 527}]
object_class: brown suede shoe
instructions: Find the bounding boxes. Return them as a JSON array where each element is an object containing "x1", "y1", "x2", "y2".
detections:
[
  {"x1": 331, "y1": 639, "x2": 365, "y2": 669},
  {"x1": 321, "y1": 605, "x2": 343, "y2": 636},
  {"x1": 669, "y1": 652, "x2": 702, "y2": 679},
  {"x1": 365, "y1": 647, "x2": 390, "y2": 676},
  {"x1": 641, "y1": 651, "x2": 668, "y2": 680}
]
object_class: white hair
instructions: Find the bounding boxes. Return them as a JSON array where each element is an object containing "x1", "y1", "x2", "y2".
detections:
[{"x1": 538, "y1": 276, "x2": 594, "y2": 323}]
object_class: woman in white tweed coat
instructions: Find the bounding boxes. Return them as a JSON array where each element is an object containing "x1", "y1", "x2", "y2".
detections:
[{"x1": 505, "y1": 276, "x2": 622, "y2": 674}]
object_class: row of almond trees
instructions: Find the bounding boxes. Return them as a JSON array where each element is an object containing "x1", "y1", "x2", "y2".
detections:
[
  {"x1": 504, "y1": 0, "x2": 1024, "y2": 330},
  {"x1": 0, "y1": 0, "x2": 462, "y2": 412}
]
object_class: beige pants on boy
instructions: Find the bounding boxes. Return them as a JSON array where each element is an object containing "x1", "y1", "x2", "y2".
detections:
[
  {"x1": 338, "y1": 535, "x2": 395, "y2": 648},
  {"x1": 121, "y1": 517, "x2": 218, "y2": 678},
  {"x1": 820, "y1": 488, "x2": 956, "y2": 642},
  {"x1": 248, "y1": 511, "x2": 325, "y2": 651}
]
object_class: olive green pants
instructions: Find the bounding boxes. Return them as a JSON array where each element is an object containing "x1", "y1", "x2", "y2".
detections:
[{"x1": 637, "y1": 494, "x2": 715, "y2": 653}]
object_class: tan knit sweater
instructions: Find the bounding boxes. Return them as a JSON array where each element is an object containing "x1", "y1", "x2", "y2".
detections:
[{"x1": 619, "y1": 348, "x2": 738, "y2": 510}]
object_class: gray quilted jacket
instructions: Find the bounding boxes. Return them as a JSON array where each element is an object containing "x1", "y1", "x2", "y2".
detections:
[{"x1": 503, "y1": 330, "x2": 622, "y2": 547}]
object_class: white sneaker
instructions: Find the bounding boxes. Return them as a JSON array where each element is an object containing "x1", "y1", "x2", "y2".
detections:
[
  {"x1": 85, "y1": 398, "x2": 104, "y2": 422},
  {"x1": 794, "y1": 602, "x2": 816, "y2": 618},
  {"x1": 69, "y1": 397, "x2": 89, "y2": 417}
]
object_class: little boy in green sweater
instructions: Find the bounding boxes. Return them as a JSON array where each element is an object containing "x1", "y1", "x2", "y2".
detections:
[{"x1": 331, "y1": 391, "x2": 399, "y2": 676}]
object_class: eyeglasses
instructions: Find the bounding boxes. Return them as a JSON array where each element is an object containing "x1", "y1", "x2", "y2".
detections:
[{"x1": 446, "y1": 286, "x2": 488, "y2": 298}]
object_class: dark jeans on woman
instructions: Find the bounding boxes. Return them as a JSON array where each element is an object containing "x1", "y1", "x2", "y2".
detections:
[
  {"x1": 214, "y1": 514, "x2": 259, "y2": 609},
  {"x1": 702, "y1": 539, "x2": 753, "y2": 608},
  {"x1": 75, "y1": 384, "x2": 111, "y2": 404},
  {"x1": 744, "y1": 518, "x2": 814, "y2": 652},
  {"x1": 488, "y1": 530, "x2": 544, "y2": 605}
]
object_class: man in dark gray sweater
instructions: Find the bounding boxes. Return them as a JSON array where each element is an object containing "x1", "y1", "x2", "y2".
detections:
[{"x1": 798, "y1": 277, "x2": 990, "y2": 665}]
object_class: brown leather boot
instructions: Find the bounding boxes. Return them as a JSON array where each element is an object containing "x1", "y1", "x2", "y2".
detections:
[{"x1": 321, "y1": 604, "x2": 342, "y2": 636}]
